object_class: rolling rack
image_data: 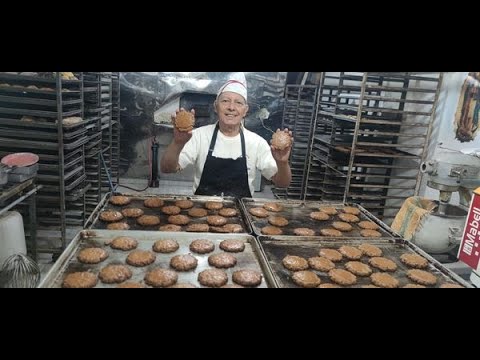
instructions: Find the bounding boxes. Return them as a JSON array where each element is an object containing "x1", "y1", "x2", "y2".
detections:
[
  {"x1": 0, "y1": 72, "x2": 89, "y2": 255},
  {"x1": 83, "y1": 72, "x2": 105, "y2": 218},
  {"x1": 111, "y1": 72, "x2": 120, "y2": 185},
  {"x1": 99, "y1": 73, "x2": 114, "y2": 193},
  {"x1": 272, "y1": 84, "x2": 318, "y2": 200},
  {"x1": 304, "y1": 72, "x2": 443, "y2": 224}
]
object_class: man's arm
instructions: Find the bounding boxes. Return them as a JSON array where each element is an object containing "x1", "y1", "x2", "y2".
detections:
[
  {"x1": 270, "y1": 129, "x2": 293, "y2": 188},
  {"x1": 160, "y1": 139, "x2": 186, "y2": 173},
  {"x1": 160, "y1": 108, "x2": 194, "y2": 173},
  {"x1": 271, "y1": 160, "x2": 291, "y2": 188}
]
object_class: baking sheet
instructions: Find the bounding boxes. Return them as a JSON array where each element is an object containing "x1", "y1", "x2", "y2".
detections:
[
  {"x1": 240, "y1": 198, "x2": 399, "y2": 239},
  {"x1": 38, "y1": 230, "x2": 273, "y2": 288},
  {"x1": 86, "y1": 193, "x2": 252, "y2": 234},
  {"x1": 257, "y1": 236, "x2": 472, "y2": 288}
]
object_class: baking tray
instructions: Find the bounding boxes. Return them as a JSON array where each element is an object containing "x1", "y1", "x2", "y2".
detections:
[
  {"x1": 86, "y1": 193, "x2": 252, "y2": 234},
  {"x1": 38, "y1": 230, "x2": 274, "y2": 288},
  {"x1": 240, "y1": 198, "x2": 399, "y2": 239},
  {"x1": 257, "y1": 236, "x2": 472, "y2": 288}
]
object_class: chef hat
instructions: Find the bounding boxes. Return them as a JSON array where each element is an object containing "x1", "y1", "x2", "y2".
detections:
[{"x1": 217, "y1": 72, "x2": 247, "y2": 101}]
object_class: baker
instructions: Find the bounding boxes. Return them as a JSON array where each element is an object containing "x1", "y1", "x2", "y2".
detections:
[{"x1": 160, "y1": 72, "x2": 293, "y2": 198}]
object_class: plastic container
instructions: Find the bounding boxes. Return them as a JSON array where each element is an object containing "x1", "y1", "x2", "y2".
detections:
[{"x1": 0, "y1": 211, "x2": 26, "y2": 268}]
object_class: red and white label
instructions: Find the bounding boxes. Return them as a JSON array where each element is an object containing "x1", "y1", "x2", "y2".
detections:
[{"x1": 458, "y1": 193, "x2": 480, "y2": 270}]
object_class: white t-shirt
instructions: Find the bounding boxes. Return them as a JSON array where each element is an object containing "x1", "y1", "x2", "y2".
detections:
[{"x1": 178, "y1": 124, "x2": 278, "y2": 195}]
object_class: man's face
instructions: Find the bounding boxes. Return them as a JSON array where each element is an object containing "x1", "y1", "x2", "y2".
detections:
[{"x1": 215, "y1": 92, "x2": 249, "y2": 127}]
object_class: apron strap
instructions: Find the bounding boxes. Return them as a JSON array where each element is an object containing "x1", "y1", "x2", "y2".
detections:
[{"x1": 208, "y1": 124, "x2": 220, "y2": 154}]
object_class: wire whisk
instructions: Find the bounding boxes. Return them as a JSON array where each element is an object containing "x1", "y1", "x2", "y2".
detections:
[{"x1": 0, "y1": 254, "x2": 41, "y2": 288}]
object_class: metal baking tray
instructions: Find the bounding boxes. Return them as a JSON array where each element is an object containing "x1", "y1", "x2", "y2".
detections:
[
  {"x1": 38, "y1": 230, "x2": 274, "y2": 288},
  {"x1": 257, "y1": 236, "x2": 472, "y2": 288},
  {"x1": 240, "y1": 198, "x2": 399, "y2": 239},
  {"x1": 86, "y1": 193, "x2": 252, "y2": 234}
]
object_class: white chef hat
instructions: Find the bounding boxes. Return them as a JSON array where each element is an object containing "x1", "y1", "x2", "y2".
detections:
[{"x1": 217, "y1": 72, "x2": 247, "y2": 101}]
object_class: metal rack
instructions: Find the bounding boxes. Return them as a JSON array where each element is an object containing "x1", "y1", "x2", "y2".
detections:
[
  {"x1": 272, "y1": 84, "x2": 318, "y2": 199},
  {"x1": 111, "y1": 72, "x2": 120, "y2": 184},
  {"x1": 0, "y1": 72, "x2": 88, "y2": 255},
  {"x1": 304, "y1": 72, "x2": 444, "y2": 224},
  {"x1": 82, "y1": 72, "x2": 116, "y2": 217}
]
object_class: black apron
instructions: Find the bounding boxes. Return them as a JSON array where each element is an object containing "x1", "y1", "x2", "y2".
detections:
[{"x1": 195, "y1": 124, "x2": 252, "y2": 198}]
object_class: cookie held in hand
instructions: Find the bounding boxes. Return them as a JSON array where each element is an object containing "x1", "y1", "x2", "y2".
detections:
[
  {"x1": 271, "y1": 130, "x2": 292, "y2": 150},
  {"x1": 175, "y1": 109, "x2": 195, "y2": 132}
]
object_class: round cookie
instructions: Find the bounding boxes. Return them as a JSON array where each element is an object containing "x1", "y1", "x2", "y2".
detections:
[
  {"x1": 109, "y1": 236, "x2": 138, "y2": 251},
  {"x1": 145, "y1": 268, "x2": 178, "y2": 287},
  {"x1": 208, "y1": 253, "x2": 237, "y2": 268},
  {"x1": 170, "y1": 254, "x2": 198, "y2": 271},
  {"x1": 219, "y1": 239, "x2": 245, "y2": 252},
  {"x1": 308, "y1": 256, "x2": 335, "y2": 272},
  {"x1": 62, "y1": 272, "x2": 97, "y2": 288},
  {"x1": 263, "y1": 202, "x2": 283, "y2": 212},
  {"x1": 126, "y1": 250, "x2": 156, "y2": 267},
  {"x1": 282, "y1": 255, "x2": 308, "y2": 271},
  {"x1": 188, "y1": 208, "x2": 208, "y2": 218},
  {"x1": 77, "y1": 248, "x2": 108, "y2": 264},
  {"x1": 99, "y1": 210, "x2": 123, "y2": 222},
  {"x1": 261, "y1": 225, "x2": 283, "y2": 235},
  {"x1": 369, "y1": 257, "x2": 397, "y2": 272},
  {"x1": 232, "y1": 269, "x2": 262, "y2": 287},
  {"x1": 249, "y1": 207, "x2": 269, "y2": 217},
  {"x1": 198, "y1": 268, "x2": 228, "y2": 287},
  {"x1": 121, "y1": 208, "x2": 144, "y2": 218},
  {"x1": 99, "y1": 265, "x2": 132, "y2": 284},
  {"x1": 328, "y1": 268, "x2": 357, "y2": 286},
  {"x1": 292, "y1": 270, "x2": 321, "y2": 288},
  {"x1": 332, "y1": 221, "x2": 353, "y2": 232},
  {"x1": 152, "y1": 239, "x2": 179, "y2": 253},
  {"x1": 358, "y1": 243, "x2": 383, "y2": 257},
  {"x1": 370, "y1": 272, "x2": 399, "y2": 288},
  {"x1": 107, "y1": 222, "x2": 130, "y2": 230},
  {"x1": 175, "y1": 199, "x2": 194, "y2": 209},
  {"x1": 189, "y1": 239, "x2": 215, "y2": 254},
  {"x1": 400, "y1": 253, "x2": 429, "y2": 269},
  {"x1": 293, "y1": 228, "x2": 315, "y2": 236},
  {"x1": 109, "y1": 195, "x2": 131, "y2": 206},
  {"x1": 143, "y1": 198, "x2": 164, "y2": 208}
]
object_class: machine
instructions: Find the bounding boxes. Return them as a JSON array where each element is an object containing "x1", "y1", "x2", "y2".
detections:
[{"x1": 419, "y1": 147, "x2": 480, "y2": 286}]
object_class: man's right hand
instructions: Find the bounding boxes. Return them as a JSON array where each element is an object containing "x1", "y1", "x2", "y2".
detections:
[{"x1": 172, "y1": 107, "x2": 194, "y2": 146}]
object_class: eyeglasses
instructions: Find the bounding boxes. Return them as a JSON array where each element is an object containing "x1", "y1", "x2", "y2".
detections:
[{"x1": 218, "y1": 99, "x2": 247, "y2": 108}]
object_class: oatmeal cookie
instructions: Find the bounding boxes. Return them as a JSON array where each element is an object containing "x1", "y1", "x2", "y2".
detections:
[{"x1": 62, "y1": 272, "x2": 97, "y2": 288}]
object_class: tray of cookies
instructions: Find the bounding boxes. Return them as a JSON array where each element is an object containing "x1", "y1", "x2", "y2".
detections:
[
  {"x1": 86, "y1": 193, "x2": 252, "y2": 234},
  {"x1": 240, "y1": 198, "x2": 399, "y2": 239},
  {"x1": 38, "y1": 230, "x2": 274, "y2": 288},
  {"x1": 255, "y1": 235, "x2": 471, "y2": 288}
]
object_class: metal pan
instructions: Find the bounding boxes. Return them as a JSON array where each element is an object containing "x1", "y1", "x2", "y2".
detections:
[
  {"x1": 38, "y1": 230, "x2": 274, "y2": 288},
  {"x1": 1, "y1": 152, "x2": 39, "y2": 167},
  {"x1": 240, "y1": 197, "x2": 399, "y2": 239},
  {"x1": 257, "y1": 235, "x2": 472, "y2": 288},
  {"x1": 86, "y1": 193, "x2": 252, "y2": 234}
]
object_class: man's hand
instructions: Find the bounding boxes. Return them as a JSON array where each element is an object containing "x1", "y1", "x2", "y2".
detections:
[
  {"x1": 270, "y1": 128, "x2": 293, "y2": 164},
  {"x1": 172, "y1": 107, "x2": 195, "y2": 145}
]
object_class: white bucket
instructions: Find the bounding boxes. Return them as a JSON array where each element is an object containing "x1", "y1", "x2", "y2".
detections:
[{"x1": 0, "y1": 211, "x2": 26, "y2": 268}]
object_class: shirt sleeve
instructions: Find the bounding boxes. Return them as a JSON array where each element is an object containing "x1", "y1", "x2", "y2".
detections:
[
  {"x1": 256, "y1": 136, "x2": 278, "y2": 180},
  {"x1": 178, "y1": 130, "x2": 198, "y2": 170}
]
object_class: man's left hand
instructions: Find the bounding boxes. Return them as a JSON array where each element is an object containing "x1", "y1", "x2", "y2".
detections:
[{"x1": 270, "y1": 128, "x2": 293, "y2": 164}]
